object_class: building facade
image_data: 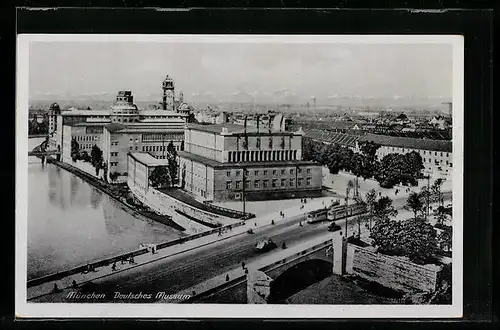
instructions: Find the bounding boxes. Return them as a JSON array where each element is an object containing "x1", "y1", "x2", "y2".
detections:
[
  {"x1": 101, "y1": 120, "x2": 185, "y2": 183},
  {"x1": 178, "y1": 123, "x2": 323, "y2": 202}
]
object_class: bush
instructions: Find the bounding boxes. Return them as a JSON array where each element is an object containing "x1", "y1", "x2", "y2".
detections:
[{"x1": 370, "y1": 217, "x2": 439, "y2": 264}]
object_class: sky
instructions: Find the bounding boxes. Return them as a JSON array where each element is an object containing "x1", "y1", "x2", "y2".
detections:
[{"x1": 28, "y1": 41, "x2": 453, "y2": 104}]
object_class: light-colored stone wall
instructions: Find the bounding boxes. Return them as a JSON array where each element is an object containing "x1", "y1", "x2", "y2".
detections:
[{"x1": 347, "y1": 244, "x2": 442, "y2": 293}]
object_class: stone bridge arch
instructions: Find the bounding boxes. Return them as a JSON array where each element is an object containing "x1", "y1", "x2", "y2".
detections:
[{"x1": 266, "y1": 258, "x2": 333, "y2": 304}]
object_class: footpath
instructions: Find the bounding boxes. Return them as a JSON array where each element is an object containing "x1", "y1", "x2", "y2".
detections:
[{"x1": 27, "y1": 195, "x2": 335, "y2": 301}]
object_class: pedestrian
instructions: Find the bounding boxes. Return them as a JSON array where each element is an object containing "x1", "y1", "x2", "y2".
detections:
[
  {"x1": 121, "y1": 258, "x2": 126, "y2": 265},
  {"x1": 72, "y1": 280, "x2": 77, "y2": 288},
  {"x1": 282, "y1": 241, "x2": 287, "y2": 249},
  {"x1": 129, "y1": 256, "x2": 135, "y2": 264},
  {"x1": 241, "y1": 261, "x2": 246, "y2": 269},
  {"x1": 299, "y1": 221, "x2": 303, "y2": 227},
  {"x1": 53, "y1": 283, "x2": 60, "y2": 293},
  {"x1": 271, "y1": 220, "x2": 275, "y2": 225},
  {"x1": 218, "y1": 228, "x2": 222, "y2": 236},
  {"x1": 245, "y1": 268, "x2": 249, "y2": 274},
  {"x1": 229, "y1": 225, "x2": 232, "y2": 231},
  {"x1": 254, "y1": 222, "x2": 257, "y2": 227},
  {"x1": 226, "y1": 274, "x2": 230, "y2": 282},
  {"x1": 111, "y1": 262, "x2": 117, "y2": 271}
]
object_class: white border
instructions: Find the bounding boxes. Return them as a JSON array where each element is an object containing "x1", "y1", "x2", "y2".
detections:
[{"x1": 16, "y1": 34, "x2": 464, "y2": 319}]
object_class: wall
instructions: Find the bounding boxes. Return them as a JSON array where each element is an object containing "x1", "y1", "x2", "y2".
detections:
[
  {"x1": 212, "y1": 164, "x2": 323, "y2": 202},
  {"x1": 128, "y1": 181, "x2": 235, "y2": 229},
  {"x1": 346, "y1": 244, "x2": 442, "y2": 293},
  {"x1": 179, "y1": 156, "x2": 215, "y2": 201}
]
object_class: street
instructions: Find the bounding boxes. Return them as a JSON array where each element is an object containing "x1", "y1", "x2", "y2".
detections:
[{"x1": 31, "y1": 192, "x2": 452, "y2": 303}]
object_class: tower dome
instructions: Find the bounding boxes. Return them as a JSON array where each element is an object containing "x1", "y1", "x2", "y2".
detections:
[{"x1": 109, "y1": 91, "x2": 139, "y2": 124}]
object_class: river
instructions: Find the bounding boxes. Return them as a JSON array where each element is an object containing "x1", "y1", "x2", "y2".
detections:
[{"x1": 27, "y1": 138, "x2": 185, "y2": 280}]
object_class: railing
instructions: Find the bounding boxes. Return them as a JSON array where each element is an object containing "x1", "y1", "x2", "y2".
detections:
[
  {"x1": 28, "y1": 151, "x2": 61, "y2": 156},
  {"x1": 203, "y1": 200, "x2": 255, "y2": 220},
  {"x1": 260, "y1": 239, "x2": 332, "y2": 273},
  {"x1": 27, "y1": 220, "x2": 246, "y2": 288}
]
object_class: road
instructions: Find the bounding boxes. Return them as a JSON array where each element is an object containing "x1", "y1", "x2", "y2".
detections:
[{"x1": 31, "y1": 192, "x2": 452, "y2": 303}]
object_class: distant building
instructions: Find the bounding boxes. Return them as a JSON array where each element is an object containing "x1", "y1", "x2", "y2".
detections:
[
  {"x1": 303, "y1": 128, "x2": 453, "y2": 180},
  {"x1": 178, "y1": 122, "x2": 323, "y2": 202},
  {"x1": 54, "y1": 90, "x2": 187, "y2": 183},
  {"x1": 429, "y1": 116, "x2": 448, "y2": 130}
]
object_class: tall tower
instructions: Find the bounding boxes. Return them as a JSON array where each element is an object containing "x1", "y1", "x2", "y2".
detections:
[{"x1": 162, "y1": 75, "x2": 175, "y2": 111}]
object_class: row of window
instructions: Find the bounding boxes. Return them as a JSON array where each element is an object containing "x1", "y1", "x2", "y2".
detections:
[
  {"x1": 109, "y1": 162, "x2": 118, "y2": 167},
  {"x1": 228, "y1": 168, "x2": 310, "y2": 177},
  {"x1": 388, "y1": 146, "x2": 450, "y2": 158},
  {"x1": 226, "y1": 177, "x2": 312, "y2": 190},
  {"x1": 78, "y1": 143, "x2": 94, "y2": 150},
  {"x1": 110, "y1": 152, "x2": 118, "y2": 157},
  {"x1": 142, "y1": 133, "x2": 183, "y2": 142},
  {"x1": 75, "y1": 135, "x2": 98, "y2": 142},
  {"x1": 423, "y1": 158, "x2": 452, "y2": 166},
  {"x1": 227, "y1": 149, "x2": 298, "y2": 163}
]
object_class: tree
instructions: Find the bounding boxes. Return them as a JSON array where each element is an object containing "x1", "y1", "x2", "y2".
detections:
[
  {"x1": 437, "y1": 226, "x2": 452, "y2": 252},
  {"x1": 109, "y1": 172, "x2": 119, "y2": 183},
  {"x1": 71, "y1": 138, "x2": 80, "y2": 161},
  {"x1": 302, "y1": 137, "x2": 320, "y2": 162},
  {"x1": 400, "y1": 218, "x2": 439, "y2": 264},
  {"x1": 350, "y1": 153, "x2": 365, "y2": 179},
  {"x1": 431, "y1": 178, "x2": 445, "y2": 207},
  {"x1": 90, "y1": 145, "x2": 103, "y2": 175},
  {"x1": 403, "y1": 151, "x2": 425, "y2": 182},
  {"x1": 365, "y1": 189, "x2": 377, "y2": 230},
  {"x1": 370, "y1": 217, "x2": 405, "y2": 255},
  {"x1": 370, "y1": 217, "x2": 439, "y2": 264},
  {"x1": 373, "y1": 196, "x2": 397, "y2": 220},
  {"x1": 359, "y1": 141, "x2": 380, "y2": 160},
  {"x1": 405, "y1": 192, "x2": 424, "y2": 219},
  {"x1": 167, "y1": 141, "x2": 179, "y2": 185},
  {"x1": 149, "y1": 166, "x2": 171, "y2": 188}
]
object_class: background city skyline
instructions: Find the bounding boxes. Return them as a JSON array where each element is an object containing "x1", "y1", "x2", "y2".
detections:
[{"x1": 29, "y1": 41, "x2": 453, "y2": 106}]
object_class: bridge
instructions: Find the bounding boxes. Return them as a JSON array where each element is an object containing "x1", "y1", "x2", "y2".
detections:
[{"x1": 173, "y1": 233, "x2": 334, "y2": 304}]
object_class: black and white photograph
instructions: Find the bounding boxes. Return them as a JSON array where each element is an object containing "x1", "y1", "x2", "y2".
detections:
[{"x1": 16, "y1": 34, "x2": 463, "y2": 318}]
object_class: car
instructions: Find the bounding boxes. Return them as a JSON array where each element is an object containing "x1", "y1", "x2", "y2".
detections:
[
  {"x1": 254, "y1": 238, "x2": 277, "y2": 253},
  {"x1": 327, "y1": 223, "x2": 342, "y2": 232}
]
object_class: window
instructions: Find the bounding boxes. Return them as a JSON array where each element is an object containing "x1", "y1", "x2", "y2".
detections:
[
  {"x1": 226, "y1": 171, "x2": 231, "y2": 177},
  {"x1": 290, "y1": 169, "x2": 294, "y2": 175},
  {"x1": 446, "y1": 161, "x2": 449, "y2": 165},
  {"x1": 263, "y1": 170, "x2": 268, "y2": 175},
  {"x1": 281, "y1": 179, "x2": 286, "y2": 187},
  {"x1": 130, "y1": 146, "x2": 133, "y2": 150},
  {"x1": 236, "y1": 181, "x2": 241, "y2": 189},
  {"x1": 440, "y1": 152, "x2": 443, "y2": 157},
  {"x1": 254, "y1": 170, "x2": 259, "y2": 176},
  {"x1": 281, "y1": 169, "x2": 285, "y2": 175},
  {"x1": 289, "y1": 178, "x2": 294, "y2": 186},
  {"x1": 236, "y1": 171, "x2": 241, "y2": 176},
  {"x1": 245, "y1": 180, "x2": 250, "y2": 189},
  {"x1": 306, "y1": 177, "x2": 311, "y2": 186},
  {"x1": 435, "y1": 152, "x2": 437, "y2": 156},
  {"x1": 135, "y1": 146, "x2": 138, "y2": 150},
  {"x1": 298, "y1": 178, "x2": 303, "y2": 186},
  {"x1": 298, "y1": 168, "x2": 302, "y2": 173},
  {"x1": 306, "y1": 168, "x2": 311, "y2": 174},
  {"x1": 254, "y1": 180, "x2": 259, "y2": 188},
  {"x1": 273, "y1": 170, "x2": 277, "y2": 175},
  {"x1": 263, "y1": 180, "x2": 269, "y2": 188},
  {"x1": 272, "y1": 179, "x2": 277, "y2": 187}
]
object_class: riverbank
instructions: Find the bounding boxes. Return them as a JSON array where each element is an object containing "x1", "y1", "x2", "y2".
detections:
[{"x1": 48, "y1": 158, "x2": 186, "y2": 232}]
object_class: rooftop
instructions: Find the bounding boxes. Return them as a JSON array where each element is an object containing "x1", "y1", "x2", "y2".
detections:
[
  {"x1": 178, "y1": 151, "x2": 319, "y2": 169},
  {"x1": 359, "y1": 134, "x2": 452, "y2": 152},
  {"x1": 186, "y1": 123, "x2": 295, "y2": 135},
  {"x1": 128, "y1": 152, "x2": 168, "y2": 167}
]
